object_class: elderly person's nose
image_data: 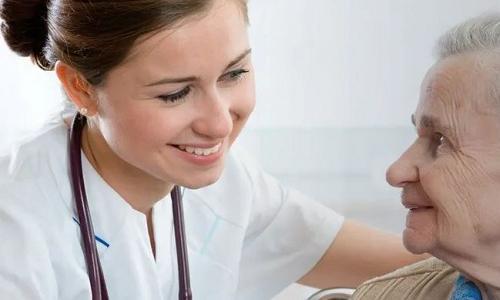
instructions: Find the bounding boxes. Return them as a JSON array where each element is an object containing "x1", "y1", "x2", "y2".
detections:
[{"x1": 386, "y1": 153, "x2": 418, "y2": 188}]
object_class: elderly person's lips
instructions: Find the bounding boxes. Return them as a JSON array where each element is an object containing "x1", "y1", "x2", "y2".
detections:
[
  {"x1": 401, "y1": 188, "x2": 434, "y2": 210},
  {"x1": 401, "y1": 193, "x2": 433, "y2": 210},
  {"x1": 402, "y1": 200, "x2": 434, "y2": 210}
]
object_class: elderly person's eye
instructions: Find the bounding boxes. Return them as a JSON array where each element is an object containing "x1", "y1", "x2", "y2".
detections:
[
  {"x1": 432, "y1": 133, "x2": 453, "y2": 154},
  {"x1": 436, "y1": 133, "x2": 445, "y2": 145}
]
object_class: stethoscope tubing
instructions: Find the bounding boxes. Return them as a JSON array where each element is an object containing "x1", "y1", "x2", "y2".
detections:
[
  {"x1": 69, "y1": 113, "x2": 108, "y2": 300},
  {"x1": 69, "y1": 113, "x2": 191, "y2": 300},
  {"x1": 171, "y1": 185, "x2": 192, "y2": 300}
]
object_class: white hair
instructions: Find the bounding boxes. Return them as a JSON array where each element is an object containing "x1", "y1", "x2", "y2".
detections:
[{"x1": 436, "y1": 13, "x2": 500, "y2": 60}]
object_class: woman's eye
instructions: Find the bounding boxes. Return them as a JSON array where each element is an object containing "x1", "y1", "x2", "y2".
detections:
[
  {"x1": 158, "y1": 86, "x2": 191, "y2": 103},
  {"x1": 219, "y1": 69, "x2": 250, "y2": 82}
]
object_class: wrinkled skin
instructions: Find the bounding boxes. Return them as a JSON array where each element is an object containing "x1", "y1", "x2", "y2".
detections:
[{"x1": 386, "y1": 51, "x2": 500, "y2": 295}]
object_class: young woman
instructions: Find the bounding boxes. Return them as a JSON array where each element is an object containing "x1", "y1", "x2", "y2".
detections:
[{"x1": 0, "y1": 0, "x2": 424, "y2": 299}]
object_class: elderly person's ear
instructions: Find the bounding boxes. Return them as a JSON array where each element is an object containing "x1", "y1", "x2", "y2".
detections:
[{"x1": 55, "y1": 61, "x2": 98, "y2": 116}]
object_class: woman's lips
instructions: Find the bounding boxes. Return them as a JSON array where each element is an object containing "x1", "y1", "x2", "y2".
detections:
[
  {"x1": 176, "y1": 143, "x2": 222, "y2": 155},
  {"x1": 168, "y1": 142, "x2": 224, "y2": 166}
]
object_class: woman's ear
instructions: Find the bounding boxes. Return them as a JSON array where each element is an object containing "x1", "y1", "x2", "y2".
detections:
[{"x1": 55, "y1": 61, "x2": 98, "y2": 116}]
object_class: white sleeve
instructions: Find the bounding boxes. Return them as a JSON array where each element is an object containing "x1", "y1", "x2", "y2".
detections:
[
  {"x1": 0, "y1": 188, "x2": 58, "y2": 299},
  {"x1": 235, "y1": 154, "x2": 345, "y2": 300}
]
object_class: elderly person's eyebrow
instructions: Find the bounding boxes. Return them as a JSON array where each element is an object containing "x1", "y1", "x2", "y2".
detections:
[{"x1": 411, "y1": 114, "x2": 455, "y2": 138}]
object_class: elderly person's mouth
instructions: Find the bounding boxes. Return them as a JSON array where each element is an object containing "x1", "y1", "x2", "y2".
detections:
[
  {"x1": 401, "y1": 188, "x2": 434, "y2": 212},
  {"x1": 401, "y1": 201, "x2": 434, "y2": 211}
]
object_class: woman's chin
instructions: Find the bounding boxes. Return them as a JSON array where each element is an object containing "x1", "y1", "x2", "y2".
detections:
[
  {"x1": 177, "y1": 172, "x2": 223, "y2": 190},
  {"x1": 403, "y1": 228, "x2": 434, "y2": 254}
]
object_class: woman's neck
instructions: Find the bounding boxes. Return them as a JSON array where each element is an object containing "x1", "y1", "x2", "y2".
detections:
[
  {"x1": 81, "y1": 122, "x2": 173, "y2": 214},
  {"x1": 436, "y1": 246, "x2": 500, "y2": 300}
]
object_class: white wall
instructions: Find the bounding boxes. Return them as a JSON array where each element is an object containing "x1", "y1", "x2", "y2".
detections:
[
  {"x1": 247, "y1": 0, "x2": 500, "y2": 129},
  {"x1": 0, "y1": 40, "x2": 62, "y2": 151}
]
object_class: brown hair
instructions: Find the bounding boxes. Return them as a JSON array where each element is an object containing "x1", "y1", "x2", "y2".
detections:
[{"x1": 0, "y1": 0, "x2": 248, "y2": 86}]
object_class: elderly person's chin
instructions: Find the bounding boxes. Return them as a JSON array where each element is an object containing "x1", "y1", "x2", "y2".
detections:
[
  {"x1": 400, "y1": 205, "x2": 438, "y2": 254},
  {"x1": 402, "y1": 225, "x2": 437, "y2": 255}
]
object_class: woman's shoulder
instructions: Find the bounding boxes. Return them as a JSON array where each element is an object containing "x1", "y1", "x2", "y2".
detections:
[
  {"x1": 0, "y1": 121, "x2": 75, "y2": 298},
  {"x1": 352, "y1": 257, "x2": 459, "y2": 300},
  {"x1": 0, "y1": 120, "x2": 71, "y2": 213},
  {"x1": 1, "y1": 121, "x2": 67, "y2": 180}
]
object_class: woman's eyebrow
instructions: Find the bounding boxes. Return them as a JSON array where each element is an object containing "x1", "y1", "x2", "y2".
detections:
[
  {"x1": 224, "y1": 48, "x2": 252, "y2": 71},
  {"x1": 145, "y1": 48, "x2": 252, "y2": 87},
  {"x1": 146, "y1": 75, "x2": 198, "y2": 86}
]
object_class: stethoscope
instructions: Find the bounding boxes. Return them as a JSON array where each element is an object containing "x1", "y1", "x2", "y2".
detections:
[{"x1": 68, "y1": 113, "x2": 192, "y2": 300}]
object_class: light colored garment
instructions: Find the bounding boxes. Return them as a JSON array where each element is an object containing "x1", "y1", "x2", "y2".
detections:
[
  {"x1": 0, "y1": 119, "x2": 344, "y2": 300},
  {"x1": 351, "y1": 257, "x2": 459, "y2": 300}
]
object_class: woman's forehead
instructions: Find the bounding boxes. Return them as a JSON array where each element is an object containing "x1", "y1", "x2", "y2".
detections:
[{"x1": 114, "y1": 1, "x2": 249, "y2": 78}]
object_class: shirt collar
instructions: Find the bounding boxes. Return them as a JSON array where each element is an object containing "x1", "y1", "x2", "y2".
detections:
[
  {"x1": 78, "y1": 153, "x2": 134, "y2": 251},
  {"x1": 451, "y1": 275, "x2": 483, "y2": 300}
]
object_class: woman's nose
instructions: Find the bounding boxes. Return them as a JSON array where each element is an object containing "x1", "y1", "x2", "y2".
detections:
[
  {"x1": 386, "y1": 149, "x2": 419, "y2": 188},
  {"x1": 192, "y1": 93, "x2": 233, "y2": 139}
]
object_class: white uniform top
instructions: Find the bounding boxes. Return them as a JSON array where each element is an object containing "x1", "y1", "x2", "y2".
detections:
[{"x1": 0, "y1": 119, "x2": 344, "y2": 300}]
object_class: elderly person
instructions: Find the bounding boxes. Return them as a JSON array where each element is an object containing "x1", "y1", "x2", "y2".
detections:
[{"x1": 352, "y1": 14, "x2": 500, "y2": 300}]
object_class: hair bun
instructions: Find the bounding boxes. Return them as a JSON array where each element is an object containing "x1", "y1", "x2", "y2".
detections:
[{"x1": 0, "y1": 0, "x2": 50, "y2": 68}]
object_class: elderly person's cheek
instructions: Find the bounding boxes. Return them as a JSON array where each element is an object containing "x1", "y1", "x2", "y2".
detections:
[
  {"x1": 467, "y1": 160, "x2": 500, "y2": 242},
  {"x1": 473, "y1": 184, "x2": 500, "y2": 243},
  {"x1": 422, "y1": 158, "x2": 477, "y2": 230}
]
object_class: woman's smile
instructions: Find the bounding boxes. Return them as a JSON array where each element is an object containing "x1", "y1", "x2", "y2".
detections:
[{"x1": 169, "y1": 140, "x2": 225, "y2": 166}]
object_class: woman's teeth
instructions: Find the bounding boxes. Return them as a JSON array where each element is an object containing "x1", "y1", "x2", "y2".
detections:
[{"x1": 177, "y1": 143, "x2": 221, "y2": 156}]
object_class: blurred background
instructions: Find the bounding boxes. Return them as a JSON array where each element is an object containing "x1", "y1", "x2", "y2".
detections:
[{"x1": 1, "y1": 0, "x2": 499, "y2": 299}]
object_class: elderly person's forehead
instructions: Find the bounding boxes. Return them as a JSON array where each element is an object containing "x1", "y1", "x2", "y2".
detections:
[
  {"x1": 420, "y1": 51, "x2": 500, "y2": 112},
  {"x1": 425, "y1": 52, "x2": 498, "y2": 94},
  {"x1": 411, "y1": 51, "x2": 500, "y2": 143}
]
